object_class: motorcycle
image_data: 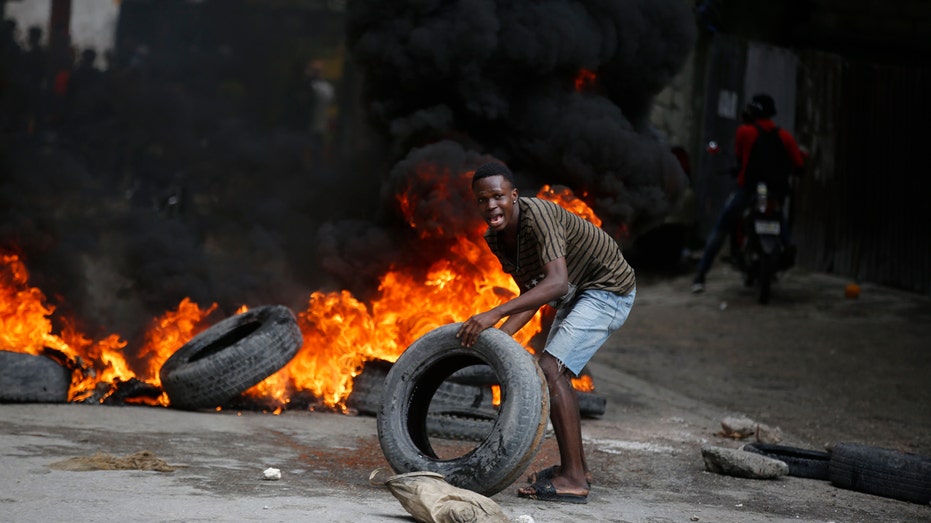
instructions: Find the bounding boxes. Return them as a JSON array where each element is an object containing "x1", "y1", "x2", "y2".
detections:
[{"x1": 735, "y1": 181, "x2": 785, "y2": 304}]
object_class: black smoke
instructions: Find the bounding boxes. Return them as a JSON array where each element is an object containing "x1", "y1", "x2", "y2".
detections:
[
  {"x1": 346, "y1": 0, "x2": 696, "y2": 237},
  {"x1": 0, "y1": 0, "x2": 695, "y2": 359}
]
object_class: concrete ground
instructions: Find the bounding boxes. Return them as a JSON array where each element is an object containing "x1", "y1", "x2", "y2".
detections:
[{"x1": 2, "y1": 265, "x2": 929, "y2": 522}]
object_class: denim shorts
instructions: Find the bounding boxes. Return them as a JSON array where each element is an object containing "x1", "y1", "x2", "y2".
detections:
[{"x1": 542, "y1": 287, "x2": 636, "y2": 376}]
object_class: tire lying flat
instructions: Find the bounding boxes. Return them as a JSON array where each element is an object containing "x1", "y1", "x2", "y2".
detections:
[
  {"x1": 742, "y1": 442, "x2": 830, "y2": 480},
  {"x1": 828, "y1": 442, "x2": 931, "y2": 504},
  {"x1": 377, "y1": 324, "x2": 549, "y2": 497},
  {"x1": 159, "y1": 305, "x2": 302, "y2": 410},
  {"x1": 0, "y1": 350, "x2": 71, "y2": 403}
]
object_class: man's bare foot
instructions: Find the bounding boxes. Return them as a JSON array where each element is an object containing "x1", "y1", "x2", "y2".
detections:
[{"x1": 526, "y1": 465, "x2": 592, "y2": 486}]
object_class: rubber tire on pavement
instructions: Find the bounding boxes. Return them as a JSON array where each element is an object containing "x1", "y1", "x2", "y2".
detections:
[
  {"x1": 159, "y1": 305, "x2": 303, "y2": 410},
  {"x1": 742, "y1": 442, "x2": 831, "y2": 480},
  {"x1": 0, "y1": 351, "x2": 71, "y2": 403},
  {"x1": 377, "y1": 323, "x2": 549, "y2": 497},
  {"x1": 828, "y1": 442, "x2": 931, "y2": 504}
]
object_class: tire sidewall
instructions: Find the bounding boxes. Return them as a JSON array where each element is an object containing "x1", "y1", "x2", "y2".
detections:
[
  {"x1": 159, "y1": 305, "x2": 301, "y2": 409},
  {"x1": 377, "y1": 323, "x2": 549, "y2": 497},
  {"x1": 743, "y1": 442, "x2": 830, "y2": 480}
]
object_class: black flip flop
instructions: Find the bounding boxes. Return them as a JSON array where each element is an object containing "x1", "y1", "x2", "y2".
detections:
[
  {"x1": 517, "y1": 478, "x2": 589, "y2": 504},
  {"x1": 527, "y1": 465, "x2": 592, "y2": 487}
]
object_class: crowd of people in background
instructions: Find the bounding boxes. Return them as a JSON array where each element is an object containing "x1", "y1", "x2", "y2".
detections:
[
  {"x1": 2, "y1": 17, "x2": 333, "y2": 151},
  {"x1": 1, "y1": 17, "x2": 336, "y2": 217}
]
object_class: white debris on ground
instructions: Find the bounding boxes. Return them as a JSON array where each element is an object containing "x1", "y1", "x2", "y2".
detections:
[
  {"x1": 263, "y1": 467, "x2": 282, "y2": 480},
  {"x1": 589, "y1": 438, "x2": 678, "y2": 454}
]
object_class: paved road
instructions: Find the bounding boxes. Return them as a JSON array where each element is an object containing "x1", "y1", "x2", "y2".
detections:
[{"x1": 2, "y1": 267, "x2": 929, "y2": 522}]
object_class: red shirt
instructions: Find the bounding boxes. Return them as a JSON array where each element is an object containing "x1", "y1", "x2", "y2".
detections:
[{"x1": 734, "y1": 119, "x2": 805, "y2": 188}]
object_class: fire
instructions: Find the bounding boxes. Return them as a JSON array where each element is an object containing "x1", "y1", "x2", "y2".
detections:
[
  {"x1": 1, "y1": 252, "x2": 221, "y2": 404},
  {"x1": 574, "y1": 68, "x2": 597, "y2": 92},
  {"x1": 537, "y1": 184, "x2": 601, "y2": 227},
  {"x1": 1, "y1": 165, "x2": 609, "y2": 412},
  {"x1": 1, "y1": 253, "x2": 67, "y2": 357},
  {"x1": 135, "y1": 298, "x2": 219, "y2": 403},
  {"x1": 1, "y1": 252, "x2": 131, "y2": 402},
  {"x1": 269, "y1": 236, "x2": 538, "y2": 411},
  {"x1": 572, "y1": 374, "x2": 595, "y2": 393}
]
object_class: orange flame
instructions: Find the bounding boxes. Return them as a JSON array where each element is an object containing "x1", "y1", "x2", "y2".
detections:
[
  {"x1": 264, "y1": 235, "x2": 538, "y2": 411},
  {"x1": 0, "y1": 166, "x2": 606, "y2": 411},
  {"x1": 1, "y1": 253, "x2": 222, "y2": 404},
  {"x1": 537, "y1": 184, "x2": 601, "y2": 227},
  {"x1": 134, "y1": 298, "x2": 219, "y2": 404},
  {"x1": 1, "y1": 253, "x2": 132, "y2": 402}
]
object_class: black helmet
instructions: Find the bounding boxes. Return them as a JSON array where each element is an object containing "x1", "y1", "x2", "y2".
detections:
[{"x1": 747, "y1": 94, "x2": 776, "y2": 119}]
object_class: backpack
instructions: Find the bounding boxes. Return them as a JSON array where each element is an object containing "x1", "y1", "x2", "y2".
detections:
[{"x1": 744, "y1": 124, "x2": 791, "y2": 198}]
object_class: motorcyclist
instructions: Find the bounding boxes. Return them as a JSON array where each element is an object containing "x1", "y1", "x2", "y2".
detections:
[{"x1": 691, "y1": 94, "x2": 805, "y2": 293}]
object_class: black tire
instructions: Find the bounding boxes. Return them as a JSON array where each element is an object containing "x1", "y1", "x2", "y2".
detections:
[
  {"x1": 743, "y1": 443, "x2": 830, "y2": 480},
  {"x1": 159, "y1": 305, "x2": 302, "y2": 410},
  {"x1": 447, "y1": 364, "x2": 500, "y2": 386},
  {"x1": 447, "y1": 363, "x2": 608, "y2": 417},
  {"x1": 426, "y1": 409, "x2": 497, "y2": 442},
  {"x1": 828, "y1": 442, "x2": 931, "y2": 504},
  {"x1": 346, "y1": 359, "x2": 393, "y2": 415},
  {"x1": 578, "y1": 391, "x2": 607, "y2": 418},
  {"x1": 377, "y1": 323, "x2": 549, "y2": 497},
  {"x1": 0, "y1": 351, "x2": 71, "y2": 403},
  {"x1": 348, "y1": 360, "x2": 495, "y2": 417}
]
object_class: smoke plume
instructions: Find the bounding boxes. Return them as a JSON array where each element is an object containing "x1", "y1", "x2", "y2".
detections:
[
  {"x1": 1, "y1": 0, "x2": 695, "y2": 357},
  {"x1": 347, "y1": 0, "x2": 696, "y2": 235}
]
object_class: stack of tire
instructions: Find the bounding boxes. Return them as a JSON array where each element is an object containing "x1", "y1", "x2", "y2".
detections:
[{"x1": 744, "y1": 442, "x2": 931, "y2": 505}]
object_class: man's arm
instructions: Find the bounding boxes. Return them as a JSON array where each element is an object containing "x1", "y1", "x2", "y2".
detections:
[
  {"x1": 456, "y1": 256, "x2": 568, "y2": 347},
  {"x1": 499, "y1": 309, "x2": 537, "y2": 336},
  {"x1": 780, "y1": 129, "x2": 805, "y2": 169}
]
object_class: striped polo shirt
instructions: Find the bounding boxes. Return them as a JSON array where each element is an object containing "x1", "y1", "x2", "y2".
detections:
[{"x1": 484, "y1": 197, "x2": 635, "y2": 305}]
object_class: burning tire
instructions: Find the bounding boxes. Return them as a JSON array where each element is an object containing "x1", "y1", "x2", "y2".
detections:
[
  {"x1": 377, "y1": 323, "x2": 549, "y2": 497},
  {"x1": 159, "y1": 305, "x2": 302, "y2": 410},
  {"x1": 0, "y1": 351, "x2": 71, "y2": 403}
]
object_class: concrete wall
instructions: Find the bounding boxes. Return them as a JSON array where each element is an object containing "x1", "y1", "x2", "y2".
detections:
[{"x1": 649, "y1": 47, "x2": 698, "y2": 155}]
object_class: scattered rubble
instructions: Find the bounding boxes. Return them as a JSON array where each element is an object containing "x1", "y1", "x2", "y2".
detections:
[
  {"x1": 701, "y1": 445, "x2": 789, "y2": 479},
  {"x1": 263, "y1": 467, "x2": 282, "y2": 480},
  {"x1": 718, "y1": 415, "x2": 783, "y2": 444}
]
